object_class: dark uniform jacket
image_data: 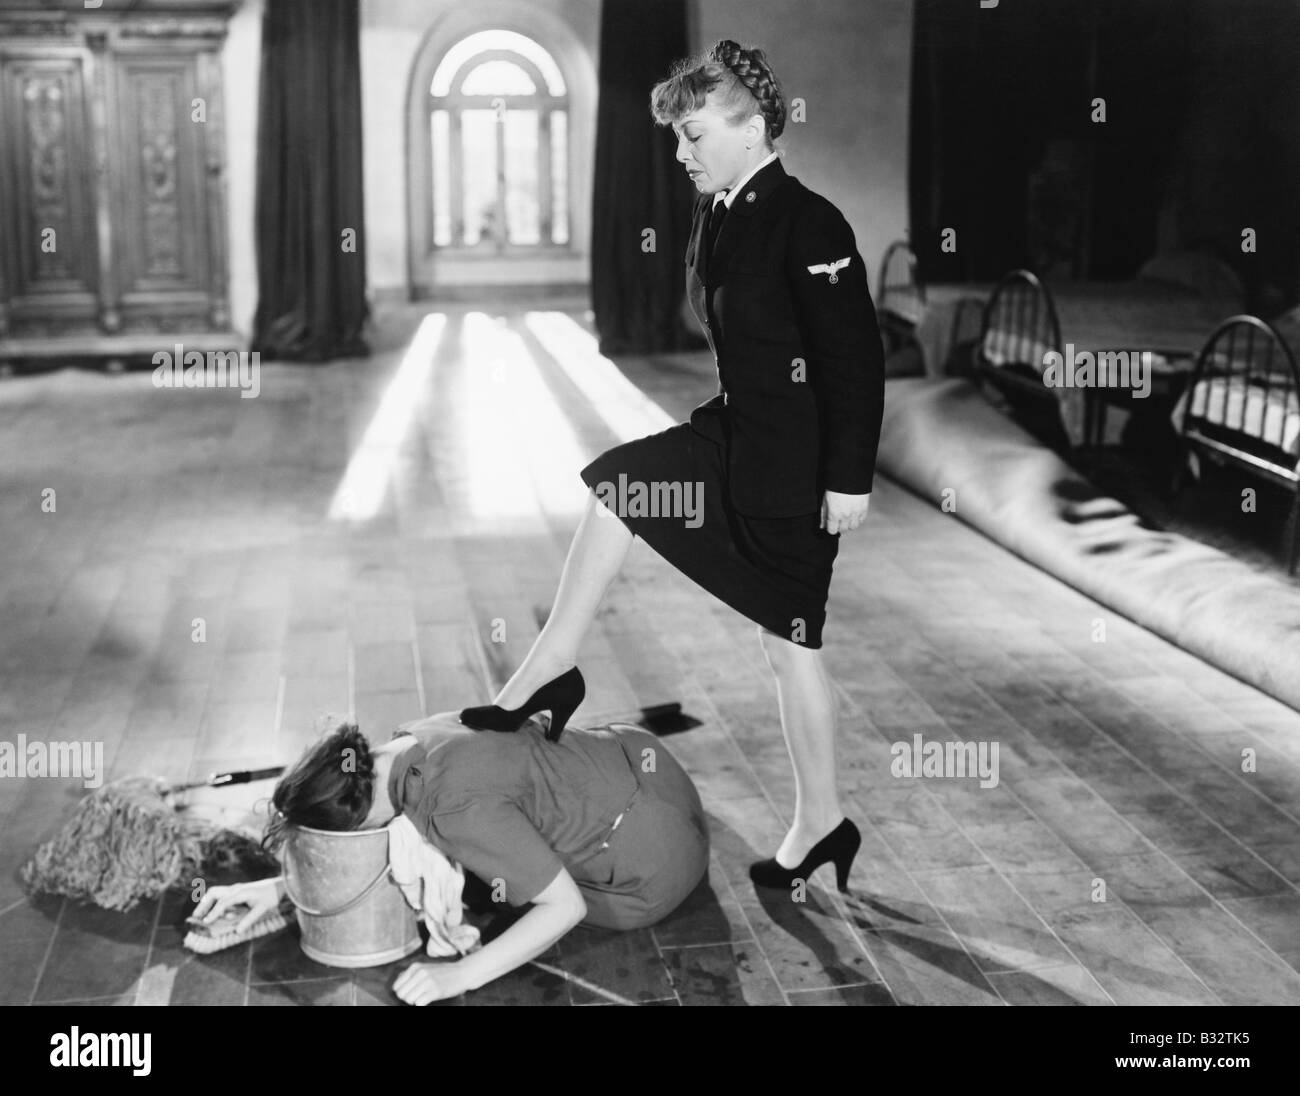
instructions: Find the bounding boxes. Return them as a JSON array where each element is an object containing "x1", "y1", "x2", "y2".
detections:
[{"x1": 685, "y1": 156, "x2": 886, "y2": 517}]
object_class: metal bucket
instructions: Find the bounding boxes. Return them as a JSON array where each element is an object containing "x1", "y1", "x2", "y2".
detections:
[{"x1": 281, "y1": 824, "x2": 421, "y2": 968}]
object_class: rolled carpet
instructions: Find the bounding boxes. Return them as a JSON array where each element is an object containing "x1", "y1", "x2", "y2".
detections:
[{"x1": 876, "y1": 376, "x2": 1300, "y2": 711}]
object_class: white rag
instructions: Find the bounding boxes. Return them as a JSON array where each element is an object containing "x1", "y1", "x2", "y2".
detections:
[{"x1": 386, "y1": 813, "x2": 481, "y2": 958}]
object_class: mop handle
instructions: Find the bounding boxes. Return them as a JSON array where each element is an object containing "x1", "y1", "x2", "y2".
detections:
[
  {"x1": 208, "y1": 766, "x2": 286, "y2": 786},
  {"x1": 167, "y1": 766, "x2": 287, "y2": 794},
  {"x1": 527, "y1": 960, "x2": 637, "y2": 1006}
]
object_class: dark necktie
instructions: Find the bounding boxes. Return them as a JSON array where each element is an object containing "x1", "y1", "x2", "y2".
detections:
[{"x1": 707, "y1": 197, "x2": 729, "y2": 254}]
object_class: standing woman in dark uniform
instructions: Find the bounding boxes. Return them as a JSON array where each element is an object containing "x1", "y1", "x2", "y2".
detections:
[{"x1": 459, "y1": 40, "x2": 886, "y2": 893}]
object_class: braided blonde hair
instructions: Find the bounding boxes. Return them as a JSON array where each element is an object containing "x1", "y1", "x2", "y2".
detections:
[{"x1": 650, "y1": 39, "x2": 787, "y2": 148}]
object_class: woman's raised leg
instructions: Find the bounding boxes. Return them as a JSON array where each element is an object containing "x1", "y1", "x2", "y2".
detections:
[
  {"x1": 491, "y1": 489, "x2": 633, "y2": 708},
  {"x1": 756, "y1": 626, "x2": 845, "y2": 865}
]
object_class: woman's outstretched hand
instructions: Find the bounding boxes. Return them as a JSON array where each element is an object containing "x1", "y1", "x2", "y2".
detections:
[
  {"x1": 393, "y1": 960, "x2": 468, "y2": 1005},
  {"x1": 821, "y1": 490, "x2": 870, "y2": 535},
  {"x1": 192, "y1": 876, "x2": 284, "y2": 934}
]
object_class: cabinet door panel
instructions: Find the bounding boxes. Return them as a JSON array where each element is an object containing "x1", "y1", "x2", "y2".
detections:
[
  {"x1": 109, "y1": 54, "x2": 209, "y2": 301},
  {"x1": 0, "y1": 53, "x2": 98, "y2": 316}
]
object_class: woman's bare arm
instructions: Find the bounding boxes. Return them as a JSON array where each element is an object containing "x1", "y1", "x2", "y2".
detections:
[
  {"x1": 454, "y1": 868, "x2": 587, "y2": 991},
  {"x1": 393, "y1": 866, "x2": 585, "y2": 1004}
]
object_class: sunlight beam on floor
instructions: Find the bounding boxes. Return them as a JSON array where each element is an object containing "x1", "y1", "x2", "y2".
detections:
[
  {"x1": 459, "y1": 311, "x2": 590, "y2": 521},
  {"x1": 522, "y1": 311, "x2": 678, "y2": 441},
  {"x1": 328, "y1": 313, "x2": 446, "y2": 522}
]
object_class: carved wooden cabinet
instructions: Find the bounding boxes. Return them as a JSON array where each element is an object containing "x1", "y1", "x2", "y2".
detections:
[{"x1": 0, "y1": 1, "x2": 240, "y2": 361}]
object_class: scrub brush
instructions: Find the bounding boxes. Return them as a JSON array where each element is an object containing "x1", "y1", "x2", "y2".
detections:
[{"x1": 182, "y1": 901, "x2": 292, "y2": 954}]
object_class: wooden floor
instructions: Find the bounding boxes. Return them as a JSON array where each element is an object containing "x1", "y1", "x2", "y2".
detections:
[{"x1": 2, "y1": 303, "x2": 1299, "y2": 1006}]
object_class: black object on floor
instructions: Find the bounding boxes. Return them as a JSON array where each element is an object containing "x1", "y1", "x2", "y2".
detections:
[{"x1": 635, "y1": 702, "x2": 702, "y2": 737}]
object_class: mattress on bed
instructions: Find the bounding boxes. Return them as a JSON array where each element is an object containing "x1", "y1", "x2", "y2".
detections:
[
  {"x1": 983, "y1": 327, "x2": 1175, "y2": 379},
  {"x1": 980, "y1": 328, "x2": 1056, "y2": 371},
  {"x1": 1172, "y1": 375, "x2": 1300, "y2": 464}
]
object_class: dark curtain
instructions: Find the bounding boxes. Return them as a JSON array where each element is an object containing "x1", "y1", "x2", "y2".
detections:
[
  {"x1": 591, "y1": 0, "x2": 697, "y2": 354},
  {"x1": 908, "y1": 0, "x2": 1189, "y2": 285},
  {"x1": 252, "y1": 0, "x2": 369, "y2": 361},
  {"x1": 1177, "y1": 0, "x2": 1300, "y2": 309}
]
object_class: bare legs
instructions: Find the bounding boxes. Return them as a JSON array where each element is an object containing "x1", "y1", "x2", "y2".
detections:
[
  {"x1": 757, "y1": 626, "x2": 845, "y2": 866},
  {"x1": 492, "y1": 489, "x2": 634, "y2": 709},
  {"x1": 493, "y1": 491, "x2": 842, "y2": 864}
]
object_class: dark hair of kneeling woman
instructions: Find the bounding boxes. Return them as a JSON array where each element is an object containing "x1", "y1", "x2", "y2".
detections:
[{"x1": 260, "y1": 722, "x2": 376, "y2": 855}]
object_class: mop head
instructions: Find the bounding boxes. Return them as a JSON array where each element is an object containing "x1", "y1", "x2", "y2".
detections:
[{"x1": 18, "y1": 776, "x2": 280, "y2": 912}]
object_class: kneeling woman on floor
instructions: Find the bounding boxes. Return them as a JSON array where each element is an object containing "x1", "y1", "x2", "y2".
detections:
[{"x1": 195, "y1": 713, "x2": 710, "y2": 1005}]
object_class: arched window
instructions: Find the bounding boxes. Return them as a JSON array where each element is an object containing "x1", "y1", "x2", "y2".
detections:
[{"x1": 429, "y1": 29, "x2": 570, "y2": 251}]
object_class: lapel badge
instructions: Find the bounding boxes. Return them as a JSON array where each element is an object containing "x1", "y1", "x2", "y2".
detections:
[
  {"x1": 807, "y1": 256, "x2": 851, "y2": 284},
  {"x1": 744, "y1": 190, "x2": 756, "y2": 203}
]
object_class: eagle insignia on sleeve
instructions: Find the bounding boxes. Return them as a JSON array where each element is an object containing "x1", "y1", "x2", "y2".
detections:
[{"x1": 806, "y1": 256, "x2": 851, "y2": 284}]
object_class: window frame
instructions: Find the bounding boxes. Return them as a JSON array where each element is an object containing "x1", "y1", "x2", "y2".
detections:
[{"x1": 428, "y1": 46, "x2": 572, "y2": 257}]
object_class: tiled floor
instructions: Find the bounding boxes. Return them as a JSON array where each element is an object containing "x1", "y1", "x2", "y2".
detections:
[{"x1": 2, "y1": 303, "x2": 1299, "y2": 1005}]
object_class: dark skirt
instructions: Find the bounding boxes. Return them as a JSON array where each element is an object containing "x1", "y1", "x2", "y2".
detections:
[{"x1": 579, "y1": 418, "x2": 839, "y2": 648}]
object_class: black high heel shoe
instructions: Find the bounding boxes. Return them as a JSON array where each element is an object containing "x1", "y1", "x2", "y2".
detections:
[
  {"x1": 458, "y1": 666, "x2": 585, "y2": 743},
  {"x1": 748, "y1": 818, "x2": 861, "y2": 892}
]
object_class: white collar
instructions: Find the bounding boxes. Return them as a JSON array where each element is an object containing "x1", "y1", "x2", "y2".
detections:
[{"x1": 713, "y1": 150, "x2": 780, "y2": 210}]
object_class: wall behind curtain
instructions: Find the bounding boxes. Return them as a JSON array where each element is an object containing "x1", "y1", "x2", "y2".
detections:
[
  {"x1": 590, "y1": 0, "x2": 696, "y2": 353},
  {"x1": 359, "y1": 0, "x2": 598, "y2": 300},
  {"x1": 214, "y1": 0, "x2": 914, "y2": 330},
  {"x1": 693, "y1": 0, "x2": 913, "y2": 299},
  {"x1": 223, "y1": 0, "x2": 262, "y2": 340},
  {"x1": 347, "y1": 0, "x2": 910, "y2": 307},
  {"x1": 910, "y1": 0, "x2": 1300, "y2": 305},
  {"x1": 1176, "y1": 0, "x2": 1300, "y2": 309},
  {"x1": 909, "y1": 0, "x2": 1115, "y2": 283}
]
